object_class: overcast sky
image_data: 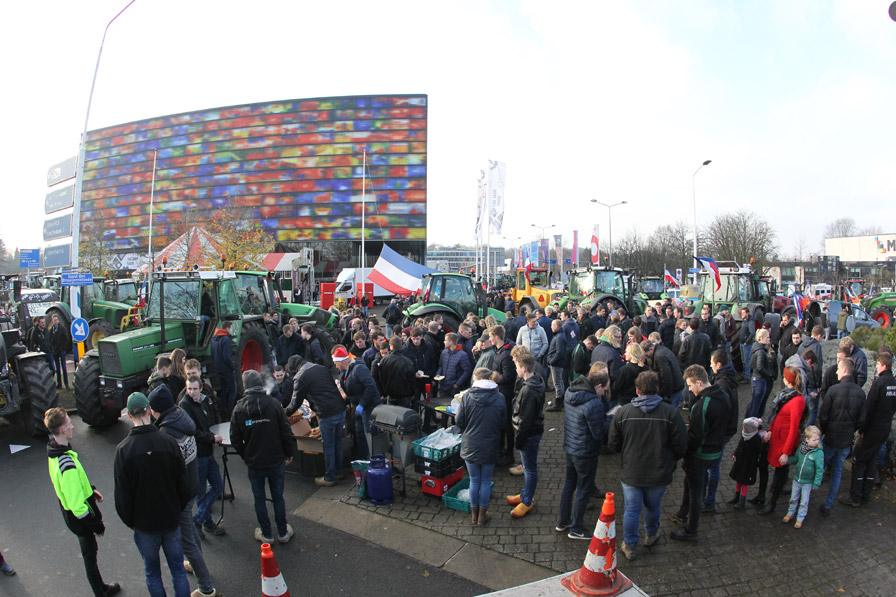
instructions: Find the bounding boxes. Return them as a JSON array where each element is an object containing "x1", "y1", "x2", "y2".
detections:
[{"x1": 2, "y1": 0, "x2": 894, "y2": 261}]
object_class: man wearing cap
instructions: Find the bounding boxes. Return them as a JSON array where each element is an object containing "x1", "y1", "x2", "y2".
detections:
[
  {"x1": 149, "y1": 385, "x2": 220, "y2": 597},
  {"x1": 230, "y1": 370, "x2": 295, "y2": 544},
  {"x1": 114, "y1": 392, "x2": 191, "y2": 597},
  {"x1": 333, "y1": 345, "x2": 381, "y2": 460}
]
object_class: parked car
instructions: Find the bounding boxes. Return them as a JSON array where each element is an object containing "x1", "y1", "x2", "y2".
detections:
[{"x1": 824, "y1": 300, "x2": 880, "y2": 337}]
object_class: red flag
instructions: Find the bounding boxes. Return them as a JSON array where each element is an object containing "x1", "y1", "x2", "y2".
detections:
[{"x1": 590, "y1": 225, "x2": 599, "y2": 264}]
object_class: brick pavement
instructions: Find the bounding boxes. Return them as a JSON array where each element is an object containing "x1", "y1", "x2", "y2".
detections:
[{"x1": 340, "y1": 381, "x2": 896, "y2": 596}]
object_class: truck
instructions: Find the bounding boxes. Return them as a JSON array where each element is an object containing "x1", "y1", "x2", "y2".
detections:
[
  {"x1": 509, "y1": 268, "x2": 566, "y2": 315},
  {"x1": 333, "y1": 267, "x2": 393, "y2": 305}
]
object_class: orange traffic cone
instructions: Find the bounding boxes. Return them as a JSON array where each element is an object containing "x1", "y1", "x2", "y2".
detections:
[
  {"x1": 561, "y1": 492, "x2": 633, "y2": 596},
  {"x1": 261, "y1": 543, "x2": 291, "y2": 597}
]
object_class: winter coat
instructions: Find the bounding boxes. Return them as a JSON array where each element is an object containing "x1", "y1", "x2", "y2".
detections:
[
  {"x1": 713, "y1": 361, "x2": 740, "y2": 438},
  {"x1": 379, "y1": 351, "x2": 417, "y2": 399},
  {"x1": 304, "y1": 336, "x2": 325, "y2": 366},
  {"x1": 652, "y1": 344, "x2": 684, "y2": 399},
  {"x1": 48, "y1": 440, "x2": 105, "y2": 537},
  {"x1": 211, "y1": 330, "x2": 234, "y2": 373},
  {"x1": 422, "y1": 333, "x2": 442, "y2": 373},
  {"x1": 848, "y1": 344, "x2": 868, "y2": 388},
  {"x1": 591, "y1": 340, "x2": 623, "y2": 381},
  {"x1": 383, "y1": 304, "x2": 403, "y2": 325},
  {"x1": 403, "y1": 340, "x2": 436, "y2": 377},
  {"x1": 270, "y1": 373, "x2": 295, "y2": 408},
  {"x1": 819, "y1": 375, "x2": 866, "y2": 449},
  {"x1": 562, "y1": 318, "x2": 580, "y2": 351},
  {"x1": 114, "y1": 424, "x2": 189, "y2": 533},
  {"x1": 341, "y1": 359, "x2": 381, "y2": 411},
  {"x1": 766, "y1": 389, "x2": 805, "y2": 468},
  {"x1": 798, "y1": 336, "x2": 823, "y2": 365},
  {"x1": 729, "y1": 434, "x2": 763, "y2": 485},
  {"x1": 155, "y1": 406, "x2": 199, "y2": 499},
  {"x1": 613, "y1": 362, "x2": 648, "y2": 406},
  {"x1": 859, "y1": 370, "x2": 896, "y2": 443},
  {"x1": 516, "y1": 324, "x2": 549, "y2": 360},
  {"x1": 230, "y1": 379, "x2": 295, "y2": 469},
  {"x1": 537, "y1": 315, "x2": 554, "y2": 343},
  {"x1": 570, "y1": 342, "x2": 593, "y2": 381},
  {"x1": 739, "y1": 316, "x2": 756, "y2": 346},
  {"x1": 492, "y1": 341, "x2": 518, "y2": 401},
  {"x1": 784, "y1": 353, "x2": 810, "y2": 395},
  {"x1": 457, "y1": 380, "x2": 506, "y2": 465},
  {"x1": 289, "y1": 359, "x2": 346, "y2": 419},
  {"x1": 750, "y1": 342, "x2": 774, "y2": 382},
  {"x1": 512, "y1": 373, "x2": 546, "y2": 449},
  {"x1": 687, "y1": 384, "x2": 731, "y2": 460},
  {"x1": 275, "y1": 333, "x2": 303, "y2": 366},
  {"x1": 640, "y1": 315, "x2": 657, "y2": 336},
  {"x1": 48, "y1": 323, "x2": 71, "y2": 355},
  {"x1": 474, "y1": 346, "x2": 496, "y2": 371},
  {"x1": 547, "y1": 334, "x2": 568, "y2": 368},
  {"x1": 658, "y1": 318, "x2": 676, "y2": 348},
  {"x1": 27, "y1": 325, "x2": 52, "y2": 354},
  {"x1": 788, "y1": 441, "x2": 825, "y2": 487},
  {"x1": 680, "y1": 330, "x2": 711, "y2": 370},
  {"x1": 562, "y1": 376, "x2": 607, "y2": 458},
  {"x1": 437, "y1": 347, "x2": 472, "y2": 390},
  {"x1": 608, "y1": 393, "x2": 687, "y2": 486},
  {"x1": 178, "y1": 391, "x2": 220, "y2": 458},
  {"x1": 818, "y1": 363, "x2": 839, "y2": 404},
  {"x1": 698, "y1": 318, "x2": 721, "y2": 349}
]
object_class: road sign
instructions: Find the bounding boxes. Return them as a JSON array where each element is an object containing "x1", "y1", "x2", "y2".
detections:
[
  {"x1": 70, "y1": 318, "x2": 89, "y2": 343},
  {"x1": 45, "y1": 184, "x2": 75, "y2": 214},
  {"x1": 43, "y1": 214, "x2": 73, "y2": 241},
  {"x1": 43, "y1": 244, "x2": 71, "y2": 268},
  {"x1": 47, "y1": 156, "x2": 78, "y2": 187},
  {"x1": 676, "y1": 268, "x2": 683, "y2": 280},
  {"x1": 689, "y1": 268, "x2": 701, "y2": 274},
  {"x1": 19, "y1": 249, "x2": 40, "y2": 268},
  {"x1": 61, "y1": 272, "x2": 93, "y2": 287}
]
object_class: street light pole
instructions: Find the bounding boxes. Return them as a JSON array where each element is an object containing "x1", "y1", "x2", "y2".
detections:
[
  {"x1": 692, "y1": 159, "x2": 712, "y2": 281},
  {"x1": 590, "y1": 200, "x2": 628, "y2": 268}
]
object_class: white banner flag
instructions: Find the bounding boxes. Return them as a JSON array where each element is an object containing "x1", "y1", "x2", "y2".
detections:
[
  {"x1": 488, "y1": 160, "x2": 506, "y2": 235},
  {"x1": 473, "y1": 172, "x2": 487, "y2": 241}
]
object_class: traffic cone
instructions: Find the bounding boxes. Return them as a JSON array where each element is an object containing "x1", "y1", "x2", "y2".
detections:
[
  {"x1": 561, "y1": 492, "x2": 633, "y2": 596},
  {"x1": 261, "y1": 543, "x2": 291, "y2": 597}
]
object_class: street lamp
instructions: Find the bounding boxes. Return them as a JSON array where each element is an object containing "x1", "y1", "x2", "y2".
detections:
[
  {"x1": 590, "y1": 200, "x2": 628, "y2": 268},
  {"x1": 692, "y1": 159, "x2": 712, "y2": 280}
]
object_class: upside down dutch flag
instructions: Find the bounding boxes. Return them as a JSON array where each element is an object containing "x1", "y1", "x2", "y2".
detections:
[
  {"x1": 664, "y1": 267, "x2": 680, "y2": 288},
  {"x1": 694, "y1": 256, "x2": 721, "y2": 292},
  {"x1": 368, "y1": 244, "x2": 437, "y2": 295}
]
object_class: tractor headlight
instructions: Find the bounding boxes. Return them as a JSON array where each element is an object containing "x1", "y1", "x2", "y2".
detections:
[
  {"x1": 100, "y1": 378, "x2": 106, "y2": 386},
  {"x1": 116, "y1": 380, "x2": 123, "y2": 389}
]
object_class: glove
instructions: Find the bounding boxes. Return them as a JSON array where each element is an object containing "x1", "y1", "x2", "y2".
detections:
[{"x1": 355, "y1": 404, "x2": 364, "y2": 416}]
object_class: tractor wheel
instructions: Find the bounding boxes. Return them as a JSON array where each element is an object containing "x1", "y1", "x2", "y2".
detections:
[
  {"x1": 74, "y1": 351, "x2": 119, "y2": 428},
  {"x1": 871, "y1": 306, "x2": 893, "y2": 328},
  {"x1": 237, "y1": 324, "x2": 272, "y2": 376},
  {"x1": 85, "y1": 321, "x2": 116, "y2": 352},
  {"x1": 46, "y1": 308, "x2": 69, "y2": 332},
  {"x1": 519, "y1": 302, "x2": 534, "y2": 316},
  {"x1": 441, "y1": 314, "x2": 461, "y2": 334},
  {"x1": 18, "y1": 357, "x2": 58, "y2": 437},
  {"x1": 752, "y1": 307, "x2": 766, "y2": 332}
]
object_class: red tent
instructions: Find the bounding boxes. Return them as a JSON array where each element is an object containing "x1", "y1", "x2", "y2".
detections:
[{"x1": 135, "y1": 226, "x2": 224, "y2": 273}]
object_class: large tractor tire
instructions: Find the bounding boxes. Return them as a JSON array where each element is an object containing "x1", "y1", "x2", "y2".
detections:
[
  {"x1": 870, "y1": 306, "x2": 893, "y2": 328},
  {"x1": 46, "y1": 307, "x2": 70, "y2": 332},
  {"x1": 74, "y1": 351, "x2": 119, "y2": 428},
  {"x1": 518, "y1": 302, "x2": 535, "y2": 316},
  {"x1": 440, "y1": 314, "x2": 461, "y2": 334},
  {"x1": 85, "y1": 320, "x2": 116, "y2": 352},
  {"x1": 237, "y1": 324, "x2": 272, "y2": 376},
  {"x1": 18, "y1": 357, "x2": 58, "y2": 437}
]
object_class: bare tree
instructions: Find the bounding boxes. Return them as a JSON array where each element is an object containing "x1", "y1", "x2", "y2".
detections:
[
  {"x1": 823, "y1": 217, "x2": 858, "y2": 239},
  {"x1": 700, "y1": 211, "x2": 778, "y2": 274},
  {"x1": 860, "y1": 224, "x2": 883, "y2": 235}
]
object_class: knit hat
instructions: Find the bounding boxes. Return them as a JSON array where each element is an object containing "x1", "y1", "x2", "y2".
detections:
[
  {"x1": 783, "y1": 367, "x2": 797, "y2": 385},
  {"x1": 331, "y1": 346, "x2": 350, "y2": 362},
  {"x1": 148, "y1": 384, "x2": 175, "y2": 414},
  {"x1": 742, "y1": 417, "x2": 762, "y2": 440},
  {"x1": 127, "y1": 392, "x2": 150, "y2": 415}
]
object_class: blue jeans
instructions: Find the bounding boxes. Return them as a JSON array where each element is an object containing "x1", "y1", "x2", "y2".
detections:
[
  {"x1": 806, "y1": 392, "x2": 819, "y2": 426},
  {"x1": 741, "y1": 343, "x2": 752, "y2": 380},
  {"x1": 748, "y1": 377, "x2": 768, "y2": 418},
  {"x1": 133, "y1": 527, "x2": 190, "y2": 597},
  {"x1": 247, "y1": 463, "x2": 287, "y2": 539},
  {"x1": 558, "y1": 453, "x2": 597, "y2": 534},
  {"x1": 823, "y1": 445, "x2": 851, "y2": 509},
  {"x1": 787, "y1": 480, "x2": 813, "y2": 521},
  {"x1": 218, "y1": 372, "x2": 237, "y2": 413},
  {"x1": 54, "y1": 351, "x2": 69, "y2": 388},
  {"x1": 318, "y1": 413, "x2": 345, "y2": 482},
  {"x1": 195, "y1": 455, "x2": 224, "y2": 526},
  {"x1": 465, "y1": 462, "x2": 496, "y2": 508},
  {"x1": 519, "y1": 435, "x2": 542, "y2": 507},
  {"x1": 179, "y1": 500, "x2": 213, "y2": 594},
  {"x1": 704, "y1": 435, "x2": 732, "y2": 507},
  {"x1": 620, "y1": 482, "x2": 667, "y2": 546},
  {"x1": 551, "y1": 366, "x2": 566, "y2": 407},
  {"x1": 668, "y1": 389, "x2": 683, "y2": 410}
]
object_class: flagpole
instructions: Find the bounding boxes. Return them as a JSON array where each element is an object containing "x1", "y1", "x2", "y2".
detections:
[
  {"x1": 361, "y1": 149, "x2": 366, "y2": 272},
  {"x1": 148, "y1": 149, "x2": 157, "y2": 271}
]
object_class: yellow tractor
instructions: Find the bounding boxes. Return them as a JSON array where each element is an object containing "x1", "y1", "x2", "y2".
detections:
[{"x1": 510, "y1": 268, "x2": 566, "y2": 315}]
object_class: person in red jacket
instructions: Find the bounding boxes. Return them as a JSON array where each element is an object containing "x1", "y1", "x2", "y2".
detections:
[{"x1": 758, "y1": 366, "x2": 806, "y2": 515}]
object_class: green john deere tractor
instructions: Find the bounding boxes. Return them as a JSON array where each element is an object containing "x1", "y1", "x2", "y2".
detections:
[
  {"x1": 236, "y1": 271, "x2": 337, "y2": 335},
  {"x1": 403, "y1": 273, "x2": 506, "y2": 333},
  {"x1": 554, "y1": 267, "x2": 648, "y2": 318},
  {"x1": 0, "y1": 316, "x2": 58, "y2": 436}
]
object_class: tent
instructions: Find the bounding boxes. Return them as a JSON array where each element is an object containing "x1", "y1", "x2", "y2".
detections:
[{"x1": 134, "y1": 226, "x2": 225, "y2": 274}]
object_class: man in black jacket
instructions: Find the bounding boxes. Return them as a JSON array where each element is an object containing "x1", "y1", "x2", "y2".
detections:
[
  {"x1": 842, "y1": 352, "x2": 895, "y2": 507},
  {"x1": 506, "y1": 352, "x2": 545, "y2": 519},
  {"x1": 489, "y1": 325, "x2": 517, "y2": 465},
  {"x1": 114, "y1": 392, "x2": 190, "y2": 597},
  {"x1": 211, "y1": 321, "x2": 236, "y2": 416},
  {"x1": 819, "y1": 357, "x2": 865, "y2": 516},
  {"x1": 382, "y1": 299, "x2": 403, "y2": 338},
  {"x1": 231, "y1": 370, "x2": 295, "y2": 543},
  {"x1": 658, "y1": 306, "x2": 676, "y2": 349},
  {"x1": 379, "y1": 336, "x2": 416, "y2": 408},
  {"x1": 275, "y1": 324, "x2": 303, "y2": 366},
  {"x1": 48, "y1": 312, "x2": 71, "y2": 389},
  {"x1": 403, "y1": 327, "x2": 435, "y2": 401},
  {"x1": 738, "y1": 307, "x2": 756, "y2": 383},
  {"x1": 680, "y1": 317, "x2": 712, "y2": 371},
  {"x1": 643, "y1": 340, "x2": 685, "y2": 409},
  {"x1": 703, "y1": 350, "x2": 740, "y2": 513},
  {"x1": 670, "y1": 365, "x2": 730, "y2": 542},
  {"x1": 697, "y1": 306, "x2": 721, "y2": 350}
]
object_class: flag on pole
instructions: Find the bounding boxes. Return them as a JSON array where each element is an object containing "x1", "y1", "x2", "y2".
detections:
[
  {"x1": 473, "y1": 174, "x2": 487, "y2": 241},
  {"x1": 368, "y1": 244, "x2": 437, "y2": 294},
  {"x1": 590, "y1": 225, "x2": 600, "y2": 264},
  {"x1": 572, "y1": 231, "x2": 579, "y2": 266},
  {"x1": 664, "y1": 266, "x2": 681, "y2": 287},
  {"x1": 540, "y1": 239, "x2": 549, "y2": 265},
  {"x1": 488, "y1": 160, "x2": 506, "y2": 235},
  {"x1": 793, "y1": 294, "x2": 804, "y2": 327},
  {"x1": 523, "y1": 244, "x2": 531, "y2": 267},
  {"x1": 694, "y1": 256, "x2": 721, "y2": 292}
]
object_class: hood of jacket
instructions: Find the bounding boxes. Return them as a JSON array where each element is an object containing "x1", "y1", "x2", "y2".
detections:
[
  {"x1": 752, "y1": 341, "x2": 767, "y2": 353},
  {"x1": 155, "y1": 405, "x2": 196, "y2": 436},
  {"x1": 466, "y1": 382, "x2": 502, "y2": 407},
  {"x1": 716, "y1": 361, "x2": 738, "y2": 379},
  {"x1": 522, "y1": 371, "x2": 546, "y2": 395},
  {"x1": 565, "y1": 376, "x2": 597, "y2": 407},
  {"x1": 214, "y1": 328, "x2": 231, "y2": 337},
  {"x1": 47, "y1": 437, "x2": 72, "y2": 459},
  {"x1": 631, "y1": 393, "x2": 663, "y2": 413}
]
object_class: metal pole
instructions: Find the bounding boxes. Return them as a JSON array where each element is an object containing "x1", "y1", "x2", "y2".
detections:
[
  {"x1": 361, "y1": 149, "x2": 366, "y2": 271},
  {"x1": 692, "y1": 160, "x2": 712, "y2": 282},
  {"x1": 148, "y1": 149, "x2": 157, "y2": 271}
]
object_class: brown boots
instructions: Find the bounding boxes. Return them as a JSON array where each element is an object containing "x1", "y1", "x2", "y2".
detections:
[
  {"x1": 471, "y1": 506, "x2": 480, "y2": 525},
  {"x1": 478, "y1": 507, "x2": 491, "y2": 526}
]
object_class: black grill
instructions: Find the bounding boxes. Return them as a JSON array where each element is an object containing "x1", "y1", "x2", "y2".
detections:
[{"x1": 99, "y1": 344, "x2": 122, "y2": 375}]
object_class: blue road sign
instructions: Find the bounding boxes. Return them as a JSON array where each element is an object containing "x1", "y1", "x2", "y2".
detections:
[
  {"x1": 19, "y1": 249, "x2": 40, "y2": 268},
  {"x1": 61, "y1": 272, "x2": 93, "y2": 287},
  {"x1": 70, "y1": 318, "x2": 89, "y2": 343},
  {"x1": 689, "y1": 268, "x2": 701, "y2": 274}
]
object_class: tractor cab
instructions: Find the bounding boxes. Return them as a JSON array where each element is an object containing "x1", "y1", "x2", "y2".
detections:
[{"x1": 103, "y1": 279, "x2": 140, "y2": 306}]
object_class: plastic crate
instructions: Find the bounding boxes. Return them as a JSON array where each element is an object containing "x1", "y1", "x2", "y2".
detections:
[
  {"x1": 421, "y1": 467, "x2": 464, "y2": 497},
  {"x1": 413, "y1": 453, "x2": 463, "y2": 478},
  {"x1": 411, "y1": 434, "x2": 462, "y2": 461},
  {"x1": 442, "y1": 477, "x2": 495, "y2": 513}
]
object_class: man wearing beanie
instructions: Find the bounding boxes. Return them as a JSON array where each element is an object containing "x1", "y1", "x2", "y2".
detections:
[
  {"x1": 114, "y1": 392, "x2": 191, "y2": 597},
  {"x1": 149, "y1": 386, "x2": 221, "y2": 597},
  {"x1": 230, "y1": 369, "x2": 295, "y2": 544}
]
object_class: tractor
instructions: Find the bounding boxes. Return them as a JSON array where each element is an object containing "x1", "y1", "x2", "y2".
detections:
[
  {"x1": 239, "y1": 271, "x2": 338, "y2": 335},
  {"x1": 636, "y1": 275, "x2": 667, "y2": 301},
  {"x1": 509, "y1": 268, "x2": 566, "y2": 315},
  {"x1": 556, "y1": 266, "x2": 648, "y2": 318},
  {"x1": 0, "y1": 315, "x2": 58, "y2": 436},
  {"x1": 402, "y1": 273, "x2": 506, "y2": 333}
]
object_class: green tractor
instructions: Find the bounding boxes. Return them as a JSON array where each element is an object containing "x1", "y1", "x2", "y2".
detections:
[
  {"x1": 861, "y1": 290, "x2": 896, "y2": 328},
  {"x1": 241, "y1": 271, "x2": 338, "y2": 335},
  {"x1": 636, "y1": 275, "x2": 667, "y2": 301},
  {"x1": 0, "y1": 316, "x2": 58, "y2": 436},
  {"x1": 403, "y1": 273, "x2": 506, "y2": 333},
  {"x1": 554, "y1": 267, "x2": 648, "y2": 317}
]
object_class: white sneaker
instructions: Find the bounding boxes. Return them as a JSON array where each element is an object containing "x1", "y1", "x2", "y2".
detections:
[
  {"x1": 254, "y1": 527, "x2": 273, "y2": 543},
  {"x1": 278, "y1": 524, "x2": 295, "y2": 544}
]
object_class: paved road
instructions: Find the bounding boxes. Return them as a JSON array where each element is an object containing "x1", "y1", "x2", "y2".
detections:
[{"x1": 0, "y1": 414, "x2": 485, "y2": 597}]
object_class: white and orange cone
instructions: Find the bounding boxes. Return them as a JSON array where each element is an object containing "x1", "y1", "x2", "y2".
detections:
[
  {"x1": 561, "y1": 492, "x2": 633, "y2": 596},
  {"x1": 261, "y1": 543, "x2": 291, "y2": 597}
]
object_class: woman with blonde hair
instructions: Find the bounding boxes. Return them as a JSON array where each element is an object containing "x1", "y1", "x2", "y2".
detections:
[{"x1": 613, "y1": 343, "x2": 648, "y2": 406}]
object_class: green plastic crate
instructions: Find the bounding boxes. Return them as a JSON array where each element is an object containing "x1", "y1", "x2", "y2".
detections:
[
  {"x1": 442, "y1": 477, "x2": 494, "y2": 513},
  {"x1": 411, "y1": 434, "x2": 462, "y2": 461}
]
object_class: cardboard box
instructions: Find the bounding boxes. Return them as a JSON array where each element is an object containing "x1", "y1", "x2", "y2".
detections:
[{"x1": 291, "y1": 418, "x2": 312, "y2": 437}]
